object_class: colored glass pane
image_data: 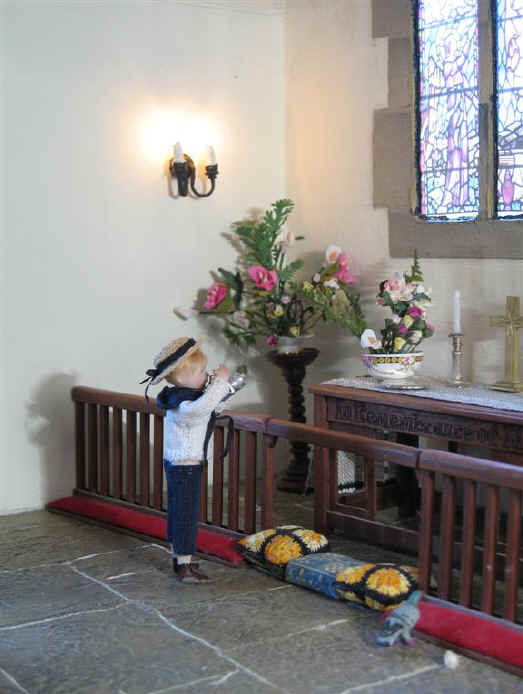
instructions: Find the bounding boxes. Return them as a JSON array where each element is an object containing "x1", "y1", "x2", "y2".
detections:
[
  {"x1": 417, "y1": 0, "x2": 479, "y2": 219},
  {"x1": 495, "y1": 0, "x2": 523, "y2": 217}
]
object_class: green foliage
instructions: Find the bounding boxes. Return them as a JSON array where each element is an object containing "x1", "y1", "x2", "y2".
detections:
[{"x1": 198, "y1": 199, "x2": 366, "y2": 352}]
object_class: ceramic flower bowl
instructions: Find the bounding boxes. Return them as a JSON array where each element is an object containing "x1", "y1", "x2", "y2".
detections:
[{"x1": 362, "y1": 352, "x2": 424, "y2": 380}]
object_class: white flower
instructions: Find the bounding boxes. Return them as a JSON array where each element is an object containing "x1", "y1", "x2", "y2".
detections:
[
  {"x1": 276, "y1": 228, "x2": 295, "y2": 251},
  {"x1": 325, "y1": 245, "x2": 342, "y2": 265},
  {"x1": 323, "y1": 279, "x2": 339, "y2": 289},
  {"x1": 392, "y1": 315, "x2": 401, "y2": 324},
  {"x1": 360, "y1": 329, "x2": 382, "y2": 350},
  {"x1": 232, "y1": 310, "x2": 250, "y2": 329}
]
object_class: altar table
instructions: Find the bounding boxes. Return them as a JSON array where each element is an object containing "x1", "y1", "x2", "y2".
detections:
[{"x1": 310, "y1": 376, "x2": 523, "y2": 515}]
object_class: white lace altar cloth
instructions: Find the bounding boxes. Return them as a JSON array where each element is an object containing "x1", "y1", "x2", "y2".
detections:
[{"x1": 322, "y1": 376, "x2": 523, "y2": 414}]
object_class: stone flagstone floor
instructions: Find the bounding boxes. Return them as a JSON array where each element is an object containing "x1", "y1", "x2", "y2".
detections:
[{"x1": 1, "y1": 506, "x2": 522, "y2": 694}]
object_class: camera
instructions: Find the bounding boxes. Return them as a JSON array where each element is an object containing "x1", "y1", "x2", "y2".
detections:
[{"x1": 222, "y1": 370, "x2": 247, "y2": 401}]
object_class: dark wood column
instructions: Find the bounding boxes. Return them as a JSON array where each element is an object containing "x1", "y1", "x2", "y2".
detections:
[{"x1": 266, "y1": 348, "x2": 319, "y2": 493}]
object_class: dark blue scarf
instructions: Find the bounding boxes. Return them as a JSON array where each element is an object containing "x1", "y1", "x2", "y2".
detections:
[{"x1": 156, "y1": 385, "x2": 233, "y2": 464}]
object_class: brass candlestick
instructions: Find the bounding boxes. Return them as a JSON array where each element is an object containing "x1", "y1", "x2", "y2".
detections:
[{"x1": 449, "y1": 332, "x2": 466, "y2": 387}]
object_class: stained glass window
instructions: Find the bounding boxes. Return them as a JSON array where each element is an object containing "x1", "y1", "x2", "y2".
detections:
[
  {"x1": 416, "y1": 0, "x2": 480, "y2": 220},
  {"x1": 495, "y1": 0, "x2": 523, "y2": 217}
]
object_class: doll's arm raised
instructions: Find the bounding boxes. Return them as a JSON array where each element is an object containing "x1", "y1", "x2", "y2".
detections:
[{"x1": 177, "y1": 376, "x2": 231, "y2": 420}]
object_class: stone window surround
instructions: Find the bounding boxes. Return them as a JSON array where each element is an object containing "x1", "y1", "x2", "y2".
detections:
[{"x1": 373, "y1": 0, "x2": 523, "y2": 258}]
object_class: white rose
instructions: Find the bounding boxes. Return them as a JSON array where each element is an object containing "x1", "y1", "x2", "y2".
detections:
[
  {"x1": 325, "y1": 245, "x2": 342, "y2": 265},
  {"x1": 360, "y1": 328, "x2": 382, "y2": 350},
  {"x1": 323, "y1": 279, "x2": 339, "y2": 289}
]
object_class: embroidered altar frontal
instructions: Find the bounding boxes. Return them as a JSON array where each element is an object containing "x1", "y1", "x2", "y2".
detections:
[{"x1": 285, "y1": 553, "x2": 363, "y2": 600}]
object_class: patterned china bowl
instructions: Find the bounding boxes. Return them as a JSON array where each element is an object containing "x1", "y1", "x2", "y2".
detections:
[{"x1": 361, "y1": 352, "x2": 424, "y2": 380}]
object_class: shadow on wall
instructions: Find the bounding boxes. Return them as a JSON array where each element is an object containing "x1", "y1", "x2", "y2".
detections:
[{"x1": 26, "y1": 372, "x2": 78, "y2": 506}]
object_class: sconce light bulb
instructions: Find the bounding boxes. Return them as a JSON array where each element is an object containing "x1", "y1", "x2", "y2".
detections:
[
  {"x1": 206, "y1": 145, "x2": 217, "y2": 166},
  {"x1": 173, "y1": 142, "x2": 184, "y2": 163}
]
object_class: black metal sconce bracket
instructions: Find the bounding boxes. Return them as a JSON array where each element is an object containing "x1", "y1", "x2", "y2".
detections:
[{"x1": 169, "y1": 154, "x2": 218, "y2": 198}]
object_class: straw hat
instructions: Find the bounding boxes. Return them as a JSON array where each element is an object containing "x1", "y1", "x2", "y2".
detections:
[{"x1": 147, "y1": 337, "x2": 204, "y2": 385}]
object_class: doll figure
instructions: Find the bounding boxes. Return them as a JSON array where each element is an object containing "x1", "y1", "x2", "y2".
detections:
[{"x1": 141, "y1": 337, "x2": 236, "y2": 584}]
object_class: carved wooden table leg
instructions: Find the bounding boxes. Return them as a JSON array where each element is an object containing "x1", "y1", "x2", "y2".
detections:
[{"x1": 266, "y1": 348, "x2": 319, "y2": 493}]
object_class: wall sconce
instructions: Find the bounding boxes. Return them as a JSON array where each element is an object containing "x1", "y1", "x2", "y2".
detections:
[{"x1": 169, "y1": 142, "x2": 218, "y2": 198}]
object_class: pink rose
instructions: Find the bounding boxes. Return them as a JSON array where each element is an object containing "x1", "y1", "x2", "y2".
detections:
[
  {"x1": 313, "y1": 273, "x2": 321, "y2": 283},
  {"x1": 247, "y1": 265, "x2": 278, "y2": 292},
  {"x1": 409, "y1": 305, "x2": 423, "y2": 318},
  {"x1": 335, "y1": 253, "x2": 357, "y2": 284},
  {"x1": 266, "y1": 335, "x2": 278, "y2": 346},
  {"x1": 336, "y1": 268, "x2": 356, "y2": 284},
  {"x1": 281, "y1": 295, "x2": 291, "y2": 304},
  {"x1": 203, "y1": 283, "x2": 227, "y2": 309},
  {"x1": 398, "y1": 324, "x2": 408, "y2": 335}
]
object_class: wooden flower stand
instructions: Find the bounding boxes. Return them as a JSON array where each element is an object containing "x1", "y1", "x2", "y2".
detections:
[{"x1": 266, "y1": 348, "x2": 319, "y2": 493}]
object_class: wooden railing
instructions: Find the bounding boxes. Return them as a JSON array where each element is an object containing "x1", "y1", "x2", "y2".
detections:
[
  {"x1": 72, "y1": 386, "x2": 273, "y2": 535},
  {"x1": 72, "y1": 386, "x2": 521, "y2": 625},
  {"x1": 417, "y1": 449, "x2": 523, "y2": 622}
]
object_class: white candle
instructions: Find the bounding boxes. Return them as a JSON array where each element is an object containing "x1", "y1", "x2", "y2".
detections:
[
  {"x1": 206, "y1": 145, "x2": 216, "y2": 165},
  {"x1": 173, "y1": 142, "x2": 184, "y2": 163},
  {"x1": 453, "y1": 290, "x2": 461, "y2": 333}
]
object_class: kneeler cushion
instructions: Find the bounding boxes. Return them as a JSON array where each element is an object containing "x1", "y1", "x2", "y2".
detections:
[
  {"x1": 237, "y1": 525, "x2": 329, "y2": 579},
  {"x1": 47, "y1": 496, "x2": 244, "y2": 565},
  {"x1": 285, "y1": 553, "x2": 364, "y2": 600}
]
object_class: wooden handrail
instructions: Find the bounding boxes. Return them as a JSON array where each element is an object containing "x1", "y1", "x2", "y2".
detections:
[
  {"x1": 419, "y1": 449, "x2": 523, "y2": 491},
  {"x1": 72, "y1": 385, "x2": 271, "y2": 433},
  {"x1": 266, "y1": 417, "x2": 419, "y2": 467}
]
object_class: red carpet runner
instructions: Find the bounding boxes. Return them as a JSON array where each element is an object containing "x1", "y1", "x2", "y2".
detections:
[{"x1": 47, "y1": 496, "x2": 244, "y2": 565}]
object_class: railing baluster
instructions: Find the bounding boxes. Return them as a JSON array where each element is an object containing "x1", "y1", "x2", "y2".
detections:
[
  {"x1": 481, "y1": 485, "x2": 500, "y2": 615},
  {"x1": 418, "y1": 470, "x2": 435, "y2": 593},
  {"x1": 212, "y1": 426, "x2": 224, "y2": 526},
  {"x1": 261, "y1": 434, "x2": 276, "y2": 530},
  {"x1": 139, "y1": 413, "x2": 150, "y2": 506},
  {"x1": 244, "y1": 431, "x2": 257, "y2": 533},
  {"x1": 112, "y1": 407, "x2": 123, "y2": 499},
  {"x1": 365, "y1": 456, "x2": 376, "y2": 521},
  {"x1": 126, "y1": 410, "x2": 137, "y2": 503},
  {"x1": 75, "y1": 402, "x2": 86, "y2": 490},
  {"x1": 153, "y1": 415, "x2": 164, "y2": 510},
  {"x1": 87, "y1": 403, "x2": 98, "y2": 491},
  {"x1": 504, "y1": 489, "x2": 521, "y2": 621},
  {"x1": 459, "y1": 479, "x2": 476, "y2": 608},
  {"x1": 438, "y1": 475, "x2": 456, "y2": 601},
  {"x1": 99, "y1": 405, "x2": 109, "y2": 497},
  {"x1": 200, "y1": 459, "x2": 208, "y2": 523},
  {"x1": 228, "y1": 430, "x2": 240, "y2": 531}
]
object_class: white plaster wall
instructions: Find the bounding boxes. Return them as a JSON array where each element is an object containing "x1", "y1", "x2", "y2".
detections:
[
  {"x1": 286, "y1": 0, "x2": 523, "y2": 401},
  {"x1": 3, "y1": 0, "x2": 285, "y2": 513},
  {"x1": 0, "y1": 2, "x2": 6, "y2": 513}
]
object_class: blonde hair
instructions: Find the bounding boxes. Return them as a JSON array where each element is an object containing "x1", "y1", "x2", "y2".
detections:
[{"x1": 168, "y1": 348, "x2": 207, "y2": 383}]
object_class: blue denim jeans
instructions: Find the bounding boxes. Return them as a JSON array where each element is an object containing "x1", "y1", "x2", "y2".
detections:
[{"x1": 163, "y1": 462, "x2": 201, "y2": 555}]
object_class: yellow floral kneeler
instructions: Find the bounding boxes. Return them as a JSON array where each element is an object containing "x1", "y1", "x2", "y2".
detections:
[
  {"x1": 335, "y1": 563, "x2": 418, "y2": 611},
  {"x1": 237, "y1": 525, "x2": 329, "y2": 578}
]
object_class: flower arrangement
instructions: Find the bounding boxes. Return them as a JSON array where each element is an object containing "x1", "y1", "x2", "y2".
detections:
[
  {"x1": 199, "y1": 199, "x2": 366, "y2": 351},
  {"x1": 360, "y1": 253, "x2": 434, "y2": 354}
]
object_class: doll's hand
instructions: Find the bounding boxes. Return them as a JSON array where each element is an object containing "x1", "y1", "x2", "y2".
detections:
[{"x1": 215, "y1": 364, "x2": 230, "y2": 382}]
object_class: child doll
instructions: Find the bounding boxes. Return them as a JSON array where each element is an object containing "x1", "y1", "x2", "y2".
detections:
[{"x1": 141, "y1": 337, "x2": 236, "y2": 584}]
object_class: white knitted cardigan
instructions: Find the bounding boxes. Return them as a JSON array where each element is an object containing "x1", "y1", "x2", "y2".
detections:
[{"x1": 163, "y1": 376, "x2": 232, "y2": 465}]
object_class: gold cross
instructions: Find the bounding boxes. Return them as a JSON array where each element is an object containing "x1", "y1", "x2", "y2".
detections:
[{"x1": 489, "y1": 296, "x2": 523, "y2": 392}]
